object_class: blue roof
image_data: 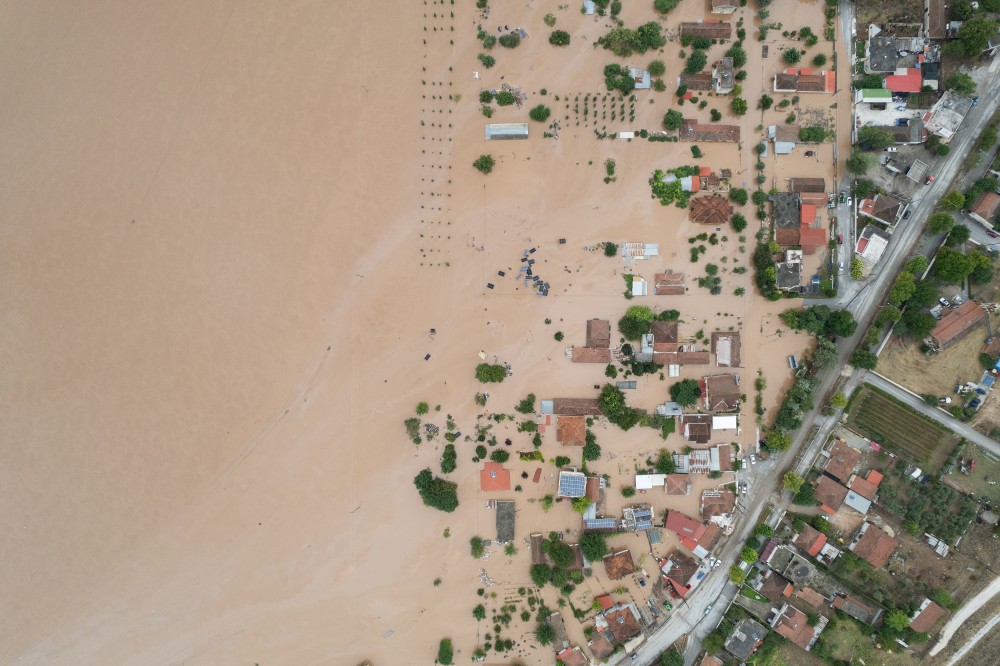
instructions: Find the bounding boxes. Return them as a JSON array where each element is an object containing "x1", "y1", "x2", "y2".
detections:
[
  {"x1": 983, "y1": 375, "x2": 996, "y2": 387},
  {"x1": 584, "y1": 518, "x2": 618, "y2": 530}
]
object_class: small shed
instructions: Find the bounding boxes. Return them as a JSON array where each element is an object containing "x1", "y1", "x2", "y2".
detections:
[{"x1": 485, "y1": 123, "x2": 529, "y2": 140}]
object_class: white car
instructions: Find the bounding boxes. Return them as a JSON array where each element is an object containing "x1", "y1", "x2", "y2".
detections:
[{"x1": 750, "y1": 454, "x2": 757, "y2": 464}]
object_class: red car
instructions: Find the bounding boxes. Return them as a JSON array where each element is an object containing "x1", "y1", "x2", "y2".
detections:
[{"x1": 837, "y1": 234, "x2": 843, "y2": 244}]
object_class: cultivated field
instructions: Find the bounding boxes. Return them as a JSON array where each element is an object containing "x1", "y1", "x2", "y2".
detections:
[
  {"x1": 879, "y1": 331, "x2": 986, "y2": 400},
  {"x1": 846, "y1": 386, "x2": 960, "y2": 471}
]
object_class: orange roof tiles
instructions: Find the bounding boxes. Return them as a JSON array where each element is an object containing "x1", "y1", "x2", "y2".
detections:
[{"x1": 480, "y1": 462, "x2": 511, "y2": 492}]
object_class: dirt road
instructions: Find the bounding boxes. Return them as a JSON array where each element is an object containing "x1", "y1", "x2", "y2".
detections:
[{"x1": 929, "y1": 574, "x2": 1000, "y2": 657}]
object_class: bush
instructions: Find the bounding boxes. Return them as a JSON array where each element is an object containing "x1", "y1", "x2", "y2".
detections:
[
  {"x1": 812, "y1": 53, "x2": 827, "y2": 67},
  {"x1": 473, "y1": 155, "x2": 495, "y2": 175},
  {"x1": 499, "y1": 32, "x2": 521, "y2": 48},
  {"x1": 731, "y1": 98, "x2": 748, "y2": 115},
  {"x1": 663, "y1": 109, "x2": 684, "y2": 131},
  {"x1": 549, "y1": 30, "x2": 570, "y2": 46},
  {"x1": 729, "y1": 188, "x2": 749, "y2": 206},
  {"x1": 622, "y1": 486, "x2": 636, "y2": 497},
  {"x1": 710, "y1": 109, "x2": 722, "y2": 121},
  {"x1": 648, "y1": 59, "x2": 666, "y2": 77},
  {"x1": 438, "y1": 638, "x2": 454, "y2": 665},
  {"x1": 490, "y1": 449, "x2": 510, "y2": 463},
  {"x1": 783, "y1": 48, "x2": 801, "y2": 64},
  {"x1": 495, "y1": 91, "x2": 516, "y2": 106},
  {"x1": 470, "y1": 536, "x2": 485, "y2": 558},
  {"x1": 477, "y1": 53, "x2": 495, "y2": 68},
  {"x1": 441, "y1": 444, "x2": 457, "y2": 473},
  {"x1": 544, "y1": 13, "x2": 556, "y2": 27},
  {"x1": 529, "y1": 105, "x2": 551, "y2": 122},
  {"x1": 799, "y1": 126, "x2": 828, "y2": 143},
  {"x1": 731, "y1": 213, "x2": 748, "y2": 232},
  {"x1": 475, "y1": 362, "x2": 505, "y2": 381},
  {"x1": 530, "y1": 563, "x2": 551, "y2": 586},
  {"x1": 654, "y1": 0, "x2": 679, "y2": 13}
]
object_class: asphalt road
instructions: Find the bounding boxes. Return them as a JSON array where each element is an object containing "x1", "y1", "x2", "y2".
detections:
[{"x1": 619, "y1": 14, "x2": 1000, "y2": 666}]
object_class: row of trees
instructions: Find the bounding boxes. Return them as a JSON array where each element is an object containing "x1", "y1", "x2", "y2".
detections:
[{"x1": 597, "y1": 22, "x2": 665, "y2": 57}]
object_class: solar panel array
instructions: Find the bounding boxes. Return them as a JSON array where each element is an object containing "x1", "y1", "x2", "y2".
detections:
[
  {"x1": 635, "y1": 520, "x2": 654, "y2": 531},
  {"x1": 584, "y1": 518, "x2": 618, "y2": 530},
  {"x1": 558, "y1": 473, "x2": 586, "y2": 497}
]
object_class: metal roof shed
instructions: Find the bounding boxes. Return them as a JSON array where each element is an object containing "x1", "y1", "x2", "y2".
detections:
[
  {"x1": 774, "y1": 141, "x2": 795, "y2": 155},
  {"x1": 485, "y1": 123, "x2": 529, "y2": 140}
]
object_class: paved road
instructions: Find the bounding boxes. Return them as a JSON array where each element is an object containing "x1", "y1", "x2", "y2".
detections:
[{"x1": 864, "y1": 372, "x2": 1000, "y2": 458}]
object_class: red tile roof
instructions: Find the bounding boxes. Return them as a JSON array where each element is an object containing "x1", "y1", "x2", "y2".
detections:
[
  {"x1": 773, "y1": 604, "x2": 816, "y2": 650},
  {"x1": 815, "y1": 476, "x2": 849, "y2": 514},
  {"x1": 971, "y1": 192, "x2": 1000, "y2": 220},
  {"x1": 480, "y1": 462, "x2": 511, "y2": 492},
  {"x1": 910, "y1": 600, "x2": 946, "y2": 633},
  {"x1": 885, "y1": 68, "x2": 923, "y2": 93},
  {"x1": 571, "y1": 346, "x2": 612, "y2": 363},
  {"x1": 800, "y1": 204, "x2": 817, "y2": 225},
  {"x1": 794, "y1": 524, "x2": 828, "y2": 557},
  {"x1": 690, "y1": 195, "x2": 734, "y2": 225},
  {"x1": 824, "y1": 440, "x2": 861, "y2": 482},
  {"x1": 850, "y1": 474, "x2": 879, "y2": 500},
  {"x1": 665, "y1": 511, "x2": 708, "y2": 541},
  {"x1": 666, "y1": 474, "x2": 691, "y2": 495},
  {"x1": 596, "y1": 593, "x2": 615, "y2": 610},
  {"x1": 603, "y1": 549, "x2": 637, "y2": 580},
  {"x1": 853, "y1": 524, "x2": 898, "y2": 568},
  {"x1": 932, "y1": 300, "x2": 985, "y2": 347},
  {"x1": 556, "y1": 415, "x2": 587, "y2": 446}
]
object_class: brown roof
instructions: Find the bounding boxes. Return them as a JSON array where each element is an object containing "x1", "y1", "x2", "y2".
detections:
[
  {"x1": 971, "y1": 192, "x2": 1000, "y2": 220},
  {"x1": 859, "y1": 193, "x2": 902, "y2": 224},
  {"x1": 793, "y1": 586, "x2": 826, "y2": 608},
  {"x1": 666, "y1": 474, "x2": 691, "y2": 495},
  {"x1": 605, "y1": 606, "x2": 642, "y2": 642},
  {"x1": 698, "y1": 655, "x2": 724, "y2": 666},
  {"x1": 776, "y1": 72, "x2": 828, "y2": 92},
  {"x1": 690, "y1": 195, "x2": 734, "y2": 225},
  {"x1": 699, "y1": 523, "x2": 722, "y2": 550},
  {"x1": 775, "y1": 124, "x2": 801, "y2": 142},
  {"x1": 480, "y1": 462, "x2": 512, "y2": 492},
  {"x1": 793, "y1": 524, "x2": 828, "y2": 557},
  {"x1": 759, "y1": 571, "x2": 793, "y2": 602},
  {"x1": 849, "y1": 474, "x2": 879, "y2": 500},
  {"x1": 799, "y1": 192, "x2": 828, "y2": 206},
  {"x1": 824, "y1": 440, "x2": 861, "y2": 482},
  {"x1": 587, "y1": 319, "x2": 611, "y2": 347},
  {"x1": 703, "y1": 373, "x2": 740, "y2": 411},
  {"x1": 654, "y1": 272, "x2": 686, "y2": 295},
  {"x1": 680, "y1": 72, "x2": 714, "y2": 91},
  {"x1": 790, "y1": 177, "x2": 826, "y2": 192},
  {"x1": 556, "y1": 647, "x2": 589, "y2": 666},
  {"x1": 588, "y1": 634, "x2": 615, "y2": 660},
  {"x1": 775, "y1": 228, "x2": 799, "y2": 245},
  {"x1": 717, "y1": 444, "x2": 733, "y2": 471},
  {"x1": 773, "y1": 604, "x2": 816, "y2": 650},
  {"x1": 679, "y1": 21, "x2": 732, "y2": 39},
  {"x1": 572, "y1": 346, "x2": 612, "y2": 363},
  {"x1": 910, "y1": 600, "x2": 946, "y2": 633},
  {"x1": 552, "y1": 398, "x2": 602, "y2": 416},
  {"x1": 932, "y1": 301, "x2": 985, "y2": 347},
  {"x1": 701, "y1": 490, "x2": 736, "y2": 518},
  {"x1": 530, "y1": 533, "x2": 545, "y2": 564},
  {"x1": 815, "y1": 476, "x2": 848, "y2": 513},
  {"x1": 677, "y1": 351, "x2": 712, "y2": 364},
  {"x1": 852, "y1": 524, "x2": 898, "y2": 568},
  {"x1": 680, "y1": 118, "x2": 740, "y2": 142},
  {"x1": 651, "y1": 320, "x2": 679, "y2": 343},
  {"x1": 682, "y1": 414, "x2": 712, "y2": 444},
  {"x1": 711, "y1": 331, "x2": 741, "y2": 367},
  {"x1": 603, "y1": 549, "x2": 637, "y2": 580},
  {"x1": 556, "y1": 415, "x2": 587, "y2": 446}
]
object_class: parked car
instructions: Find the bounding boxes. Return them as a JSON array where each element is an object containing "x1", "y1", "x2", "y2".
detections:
[
  {"x1": 846, "y1": 196, "x2": 853, "y2": 207},
  {"x1": 839, "y1": 261, "x2": 844, "y2": 273},
  {"x1": 940, "y1": 397, "x2": 953, "y2": 404},
  {"x1": 639, "y1": 578, "x2": 646, "y2": 587},
  {"x1": 939, "y1": 297, "x2": 951, "y2": 307},
  {"x1": 925, "y1": 175, "x2": 936, "y2": 185},
  {"x1": 973, "y1": 97, "x2": 980, "y2": 107},
  {"x1": 750, "y1": 454, "x2": 757, "y2": 464},
  {"x1": 704, "y1": 604, "x2": 713, "y2": 616},
  {"x1": 741, "y1": 482, "x2": 748, "y2": 495},
  {"x1": 988, "y1": 230, "x2": 1000, "y2": 238},
  {"x1": 903, "y1": 209, "x2": 912, "y2": 219},
  {"x1": 885, "y1": 147, "x2": 898, "y2": 153},
  {"x1": 838, "y1": 233, "x2": 843, "y2": 244}
]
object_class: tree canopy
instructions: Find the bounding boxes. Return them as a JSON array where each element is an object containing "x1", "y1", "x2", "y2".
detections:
[
  {"x1": 850, "y1": 349, "x2": 878, "y2": 370},
  {"x1": 783, "y1": 472, "x2": 805, "y2": 493},
  {"x1": 529, "y1": 105, "x2": 551, "y2": 122},
  {"x1": 660, "y1": 649, "x2": 684, "y2": 666},
  {"x1": 945, "y1": 72, "x2": 977, "y2": 96},
  {"x1": 846, "y1": 149, "x2": 873, "y2": 174},
  {"x1": 857, "y1": 126, "x2": 896, "y2": 151},
  {"x1": 600, "y1": 383, "x2": 641, "y2": 430},
  {"x1": 663, "y1": 108, "x2": 683, "y2": 131},
  {"x1": 780, "y1": 305, "x2": 857, "y2": 337},
  {"x1": 413, "y1": 468, "x2": 460, "y2": 512},
  {"x1": 669, "y1": 379, "x2": 702, "y2": 407},
  {"x1": 475, "y1": 363, "x2": 506, "y2": 382},
  {"x1": 947, "y1": 18, "x2": 999, "y2": 57},
  {"x1": 549, "y1": 30, "x2": 570, "y2": 46},
  {"x1": 618, "y1": 305, "x2": 655, "y2": 339},
  {"x1": 940, "y1": 191, "x2": 966, "y2": 210},
  {"x1": 928, "y1": 212, "x2": 955, "y2": 234},
  {"x1": 580, "y1": 533, "x2": 608, "y2": 561},
  {"x1": 473, "y1": 155, "x2": 495, "y2": 175},
  {"x1": 597, "y1": 22, "x2": 666, "y2": 57}
]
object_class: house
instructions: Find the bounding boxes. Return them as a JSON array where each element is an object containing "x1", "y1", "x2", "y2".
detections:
[
  {"x1": 572, "y1": 318, "x2": 612, "y2": 363},
  {"x1": 679, "y1": 21, "x2": 732, "y2": 39},
  {"x1": 790, "y1": 178, "x2": 825, "y2": 193},
  {"x1": 776, "y1": 260, "x2": 802, "y2": 291},
  {"x1": 884, "y1": 67, "x2": 923, "y2": 94},
  {"x1": 635, "y1": 473, "x2": 666, "y2": 491},
  {"x1": 771, "y1": 603, "x2": 825, "y2": 651},
  {"x1": 702, "y1": 373, "x2": 741, "y2": 411},
  {"x1": 931, "y1": 300, "x2": 985, "y2": 349},
  {"x1": 856, "y1": 88, "x2": 892, "y2": 107},
  {"x1": 660, "y1": 551, "x2": 701, "y2": 596},
  {"x1": 850, "y1": 522, "x2": 899, "y2": 568},
  {"x1": 910, "y1": 598, "x2": 946, "y2": 633},
  {"x1": 651, "y1": 320, "x2": 678, "y2": 343},
  {"x1": 856, "y1": 226, "x2": 891, "y2": 264},
  {"x1": 832, "y1": 594, "x2": 882, "y2": 625},
  {"x1": 689, "y1": 195, "x2": 733, "y2": 225},
  {"x1": 849, "y1": 469, "x2": 883, "y2": 501},
  {"x1": 823, "y1": 439, "x2": 861, "y2": 483},
  {"x1": 546, "y1": 398, "x2": 602, "y2": 416},
  {"x1": 496, "y1": 500, "x2": 516, "y2": 542},
  {"x1": 713, "y1": 58, "x2": 735, "y2": 94},
  {"x1": 556, "y1": 646, "x2": 588, "y2": 666},
  {"x1": 556, "y1": 415, "x2": 587, "y2": 446},
  {"x1": 485, "y1": 123, "x2": 529, "y2": 140},
  {"x1": 701, "y1": 490, "x2": 736, "y2": 522},
  {"x1": 680, "y1": 414, "x2": 712, "y2": 444},
  {"x1": 680, "y1": 72, "x2": 714, "y2": 91},
  {"x1": 922, "y1": 91, "x2": 974, "y2": 141},
  {"x1": 481, "y1": 462, "x2": 512, "y2": 492},
  {"x1": 798, "y1": 204, "x2": 828, "y2": 254},
  {"x1": 712, "y1": 415, "x2": 737, "y2": 432},
  {"x1": 654, "y1": 271, "x2": 686, "y2": 295},
  {"x1": 969, "y1": 192, "x2": 1000, "y2": 227},
  {"x1": 874, "y1": 118, "x2": 926, "y2": 144},
  {"x1": 623, "y1": 504, "x2": 655, "y2": 531},
  {"x1": 794, "y1": 524, "x2": 828, "y2": 558},
  {"x1": 768, "y1": 546, "x2": 819, "y2": 588},
  {"x1": 773, "y1": 68, "x2": 836, "y2": 93},
  {"x1": 773, "y1": 192, "x2": 801, "y2": 245},
  {"x1": 595, "y1": 602, "x2": 643, "y2": 643},
  {"x1": 725, "y1": 618, "x2": 768, "y2": 661},
  {"x1": 603, "y1": 549, "x2": 637, "y2": 580},
  {"x1": 665, "y1": 511, "x2": 709, "y2": 551},
  {"x1": 673, "y1": 447, "x2": 719, "y2": 473},
  {"x1": 710, "y1": 0, "x2": 739, "y2": 14},
  {"x1": 815, "y1": 476, "x2": 849, "y2": 515},
  {"x1": 867, "y1": 33, "x2": 899, "y2": 73},
  {"x1": 557, "y1": 471, "x2": 588, "y2": 498},
  {"x1": 621, "y1": 242, "x2": 659, "y2": 262},
  {"x1": 858, "y1": 193, "x2": 904, "y2": 226},
  {"x1": 629, "y1": 67, "x2": 651, "y2": 90},
  {"x1": 711, "y1": 331, "x2": 741, "y2": 366},
  {"x1": 587, "y1": 633, "x2": 615, "y2": 661},
  {"x1": 666, "y1": 474, "x2": 691, "y2": 495},
  {"x1": 679, "y1": 118, "x2": 740, "y2": 142}
]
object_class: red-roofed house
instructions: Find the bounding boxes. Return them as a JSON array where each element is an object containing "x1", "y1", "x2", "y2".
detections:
[
  {"x1": 480, "y1": 462, "x2": 511, "y2": 492},
  {"x1": 794, "y1": 524, "x2": 828, "y2": 558},
  {"x1": 800, "y1": 204, "x2": 817, "y2": 225},
  {"x1": 815, "y1": 476, "x2": 849, "y2": 515},
  {"x1": 556, "y1": 647, "x2": 588, "y2": 666},
  {"x1": 771, "y1": 603, "x2": 824, "y2": 650},
  {"x1": 850, "y1": 522, "x2": 898, "y2": 568},
  {"x1": 884, "y1": 68, "x2": 923, "y2": 93},
  {"x1": 849, "y1": 469, "x2": 883, "y2": 501},
  {"x1": 595, "y1": 593, "x2": 615, "y2": 611},
  {"x1": 910, "y1": 598, "x2": 946, "y2": 633}
]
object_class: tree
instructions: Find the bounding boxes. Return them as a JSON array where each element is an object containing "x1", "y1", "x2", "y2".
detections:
[
  {"x1": 530, "y1": 563, "x2": 551, "y2": 586},
  {"x1": 470, "y1": 536, "x2": 485, "y2": 558},
  {"x1": 783, "y1": 48, "x2": 801, "y2": 64},
  {"x1": 725, "y1": 44, "x2": 748, "y2": 68},
  {"x1": 728, "y1": 565, "x2": 746, "y2": 585},
  {"x1": 475, "y1": 363, "x2": 505, "y2": 382},
  {"x1": 441, "y1": 444, "x2": 457, "y2": 473},
  {"x1": 654, "y1": 0, "x2": 679, "y2": 12},
  {"x1": 663, "y1": 109, "x2": 683, "y2": 131},
  {"x1": 414, "y1": 468, "x2": 460, "y2": 512},
  {"x1": 941, "y1": 190, "x2": 966, "y2": 210},
  {"x1": 741, "y1": 545, "x2": 759, "y2": 563},
  {"x1": 655, "y1": 449, "x2": 677, "y2": 474},
  {"x1": 812, "y1": 53, "x2": 828, "y2": 67},
  {"x1": 437, "y1": 638, "x2": 454, "y2": 665},
  {"x1": 825, "y1": 310, "x2": 858, "y2": 337},
  {"x1": 971, "y1": 252, "x2": 994, "y2": 283},
  {"x1": 846, "y1": 149, "x2": 873, "y2": 174},
  {"x1": 766, "y1": 431, "x2": 792, "y2": 451},
  {"x1": 935, "y1": 245, "x2": 976, "y2": 283},
  {"x1": 731, "y1": 213, "x2": 748, "y2": 232},
  {"x1": 495, "y1": 91, "x2": 516, "y2": 106},
  {"x1": 755, "y1": 523, "x2": 775, "y2": 537},
  {"x1": 618, "y1": 304, "x2": 654, "y2": 339},
  {"x1": 783, "y1": 472, "x2": 805, "y2": 493},
  {"x1": 534, "y1": 622, "x2": 556, "y2": 646},
  {"x1": 946, "y1": 72, "x2": 977, "y2": 96},
  {"x1": 979, "y1": 126, "x2": 998, "y2": 149},
  {"x1": 604, "y1": 63, "x2": 636, "y2": 94},
  {"x1": 549, "y1": 30, "x2": 570, "y2": 46},
  {"x1": 600, "y1": 383, "x2": 641, "y2": 430},
  {"x1": 905, "y1": 255, "x2": 929, "y2": 275},
  {"x1": 580, "y1": 533, "x2": 608, "y2": 561},
  {"x1": 583, "y1": 430, "x2": 601, "y2": 461},
  {"x1": 928, "y1": 212, "x2": 955, "y2": 234},
  {"x1": 731, "y1": 97, "x2": 748, "y2": 115},
  {"x1": 691, "y1": 145, "x2": 703, "y2": 158},
  {"x1": 473, "y1": 155, "x2": 495, "y2": 175},
  {"x1": 798, "y1": 126, "x2": 828, "y2": 143},
  {"x1": 812, "y1": 338, "x2": 838, "y2": 369},
  {"x1": 660, "y1": 649, "x2": 684, "y2": 666},
  {"x1": 858, "y1": 126, "x2": 896, "y2": 151},
  {"x1": 499, "y1": 32, "x2": 521, "y2": 48},
  {"x1": 729, "y1": 188, "x2": 749, "y2": 206},
  {"x1": 490, "y1": 449, "x2": 510, "y2": 463},
  {"x1": 473, "y1": 604, "x2": 486, "y2": 621},
  {"x1": 529, "y1": 105, "x2": 551, "y2": 123},
  {"x1": 850, "y1": 350, "x2": 878, "y2": 370},
  {"x1": 670, "y1": 379, "x2": 702, "y2": 406},
  {"x1": 685, "y1": 49, "x2": 708, "y2": 74},
  {"x1": 648, "y1": 59, "x2": 666, "y2": 77},
  {"x1": 572, "y1": 496, "x2": 593, "y2": 514},
  {"x1": 516, "y1": 393, "x2": 536, "y2": 414},
  {"x1": 850, "y1": 257, "x2": 864, "y2": 280},
  {"x1": 885, "y1": 609, "x2": 910, "y2": 632},
  {"x1": 948, "y1": 224, "x2": 972, "y2": 245},
  {"x1": 831, "y1": 391, "x2": 848, "y2": 409},
  {"x1": 947, "y1": 18, "x2": 1000, "y2": 57},
  {"x1": 889, "y1": 271, "x2": 916, "y2": 306}
]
